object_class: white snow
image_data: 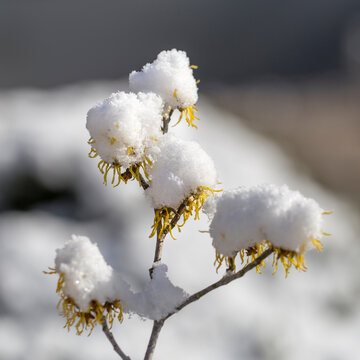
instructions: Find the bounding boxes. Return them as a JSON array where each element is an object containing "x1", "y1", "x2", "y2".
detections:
[
  {"x1": 55, "y1": 235, "x2": 130, "y2": 311},
  {"x1": 55, "y1": 235, "x2": 186, "y2": 318},
  {"x1": 86, "y1": 91, "x2": 163, "y2": 168},
  {"x1": 129, "y1": 49, "x2": 198, "y2": 110},
  {"x1": 209, "y1": 184, "x2": 324, "y2": 256},
  {"x1": 146, "y1": 134, "x2": 218, "y2": 209},
  {"x1": 130, "y1": 263, "x2": 188, "y2": 320}
]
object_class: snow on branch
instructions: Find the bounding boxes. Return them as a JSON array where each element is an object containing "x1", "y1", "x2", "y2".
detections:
[{"x1": 45, "y1": 48, "x2": 331, "y2": 360}]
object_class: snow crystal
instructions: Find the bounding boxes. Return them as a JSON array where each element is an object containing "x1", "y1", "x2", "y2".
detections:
[
  {"x1": 130, "y1": 263, "x2": 188, "y2": 320},
  {"x1": 86, "y1": 91, "x2": 163, "y2": 168},
  {"x1": 209, "y1": 184, "x2": 324, "y2": 256},
  {"x1": 55, "y1": 235, "x2": 130, "y2": 311},
  {"x1": 129, "y1": 49, "x2": 198, "y2": 110},
  {"x1": 146, "y1": 134, "x2": 218, "y2": 209}
]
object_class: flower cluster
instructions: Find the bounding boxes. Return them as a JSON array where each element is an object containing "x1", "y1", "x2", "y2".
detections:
[
  {"x1": 146, "y1": 134, "x2": 220, "y2": 238},
  {"x1": 130, "y1": 49, "x2": 199, "y2": 128},
  {"x1": 207, "y1": 185, "x2": 331, "y2": 276},
  {"x1": 46, "y1": 235, "x2": 130, "y2": 335},
  {"x1": 86, "y1": 91, "x2": 163, "y2": 186}
]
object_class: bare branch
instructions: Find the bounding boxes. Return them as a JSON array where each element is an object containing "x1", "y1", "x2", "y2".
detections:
[
  {"x1": 122, "y1": 167, "x2": 150, "y2": 190},
  {"x1": 161, "y1": 109, "x2": 174, "y2": 134},
  {"x1": 102, "y1": 317, "x2": 132, "y2": 360},
  {"x1": 143, "y1": 248, "x2": 274, "y2": 359},
  {"x1": 139, "y1": 172, "x2": 150, "y2": 190},
  {"x1": 164, "y1": 248, "x2": 274, "y2": 320},
  {"x1": 143, "y1": 320, "x2": 165, "y2": 360}
]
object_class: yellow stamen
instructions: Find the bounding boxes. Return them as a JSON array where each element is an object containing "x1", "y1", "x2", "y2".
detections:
[
  {"x1": 45, "y1": 270, "x2": 124, "y2": 336},
  {"x1": 312, "y1": 238, "x2": 323, "y2": 250},
  {"x1": 272, "y1": 247, "x2": 308, "y2": 278},
  {"x1": 88, "y1": 148, "x2": 98, "y2": 159},
  {"x1": 214, "y1": 253, "x2": 225, "y2": 273},
  {"x1": 92, "y1": 158, "x2": 150, "y2": 188},
  {"x1": 214, "y1": 236, "x2": 324, "y2": 277},
  {"x1": 183, "y1": 106, "x2": 199, "y2": 128},
  {"x1": 172, "y1": 111, "x2": 183, "y2": 127},
  {"x1": 190, "y1": 65, "x2": 198, "y2": 69},
  {"x1": 43, "y1": 267, "x2": 57, "y2": 275},
  {"x1": 88, "y1": 137, "x2": 151, "y2": 187},
  {"x1": 150, "y1": 186, "x2": 221, "y2": 239}
]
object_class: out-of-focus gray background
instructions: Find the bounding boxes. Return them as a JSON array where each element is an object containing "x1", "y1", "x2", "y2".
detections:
[
  {"x1": 1, "y1": 0, "x2": 360, "y2": 205},
  {"x1": 1, "y1": 0, "x2": 360, "y2": 87},
  {"x1": 1, "y1": 2, "x2": 360, "y2": 360}
]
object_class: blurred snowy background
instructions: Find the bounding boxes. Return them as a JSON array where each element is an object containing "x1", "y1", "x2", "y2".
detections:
[{"x1": 1, "y1": 1, "x2": 360, "y2": 360}]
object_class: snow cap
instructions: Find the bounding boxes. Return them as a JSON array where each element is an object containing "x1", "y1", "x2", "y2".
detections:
[
  {"x1": 146, "y1": 134, "x2": 218, "y2": 209},
  {"x1": 55, "y1": 235, "x2": 130, "y2": 311},
  {"x1": 209, "y1": 184, "x2": 324, "y2": 257},
  {"x1": 86, "y1": 91, "x2": 163, "y2": 168},
  {"x1": 129, "y1": 49, "x2": 198, "y2": 109}
]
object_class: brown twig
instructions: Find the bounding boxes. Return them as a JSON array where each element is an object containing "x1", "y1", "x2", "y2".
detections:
[
  {"x1": 101, "y1": 317, "x2": 131, "y2": 360},
  {"x1": 121, "y1": 167, "x2": 150, "y2": 190},
  {"x1": 164, "y1": 248, "x2": 274, "y2": 320},
  {"x1": 145, "y1": 109, "x2": 178, "y2": 356},
  {"x1": 143, "y1": 320, "x2": 165, "y2": 360},
  {"x1": 138, "y1": 172, "x2": 150, "y2": 190},
  {"x1": 149, "y1": 110, "x2": 183, "y2": 273},
  {"x1": 161, "y1": 109, "x2": 173, "y2": 134}
]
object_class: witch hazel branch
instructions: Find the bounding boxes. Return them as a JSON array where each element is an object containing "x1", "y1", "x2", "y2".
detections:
[{"x1": 45, "y1": 49, "x2": 332, "y2": 360}]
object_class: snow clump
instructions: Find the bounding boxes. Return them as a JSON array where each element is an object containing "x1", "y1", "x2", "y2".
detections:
[
  {"x1": 129, "y1": 49, "x2": 198, "y2": 110},
  {"x1": 55, "y1": 235, "x2": 131, "y2": 311},
  {"x1": 130, "y1": 263, "x2": 188, "y2": 320},
  {"x1": 146, "y1": 134, "x2": 218, "y2": 209},
  {"x1": 209, "y1": 184, "x2": 324, "y2": 257},
  {"x1": 86, "y1": 91, "x2": 163, "y2": 168}
]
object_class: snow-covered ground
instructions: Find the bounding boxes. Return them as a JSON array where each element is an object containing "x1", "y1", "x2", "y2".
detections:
[{"x1": 0, "y1": 82, "x2": 359, "y2": 360}]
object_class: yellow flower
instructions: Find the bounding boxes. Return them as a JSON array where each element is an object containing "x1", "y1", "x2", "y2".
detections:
[
  {"x1": 150, "y1": 186, "x2": 221, "y2": 240},
  {"x1": 172, "y1": 89, "x2": 199, "y2": 129},
  {"x1": 44, "y1": 268, "x2": 123, "y2": 335},
  {"x1": 214, "y1": 236, "x2": 325, "y2": 278},
  {"x1": 88, "y1": 137, "x2": 152, "y2": 188}
]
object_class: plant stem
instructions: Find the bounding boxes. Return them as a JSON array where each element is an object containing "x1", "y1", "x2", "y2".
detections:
[
  {"x1": 164, "y1": 248, "x2": 274, "y2": 320},
  {"x1": 102, "y1": 317, "x2": 132, "y2": 360},
  {"x1": 150, "y1": 197, "x2": 189, "y2": 275},
  {"x1": 143, "y1": 320, "x2": 165, "y2": 360},
  {"x1": 144, "y1": 248, "x2": 274, "y2": 358},
  {"x1": 161, "y1": 109, "x2": 173, "y2": 134}
]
